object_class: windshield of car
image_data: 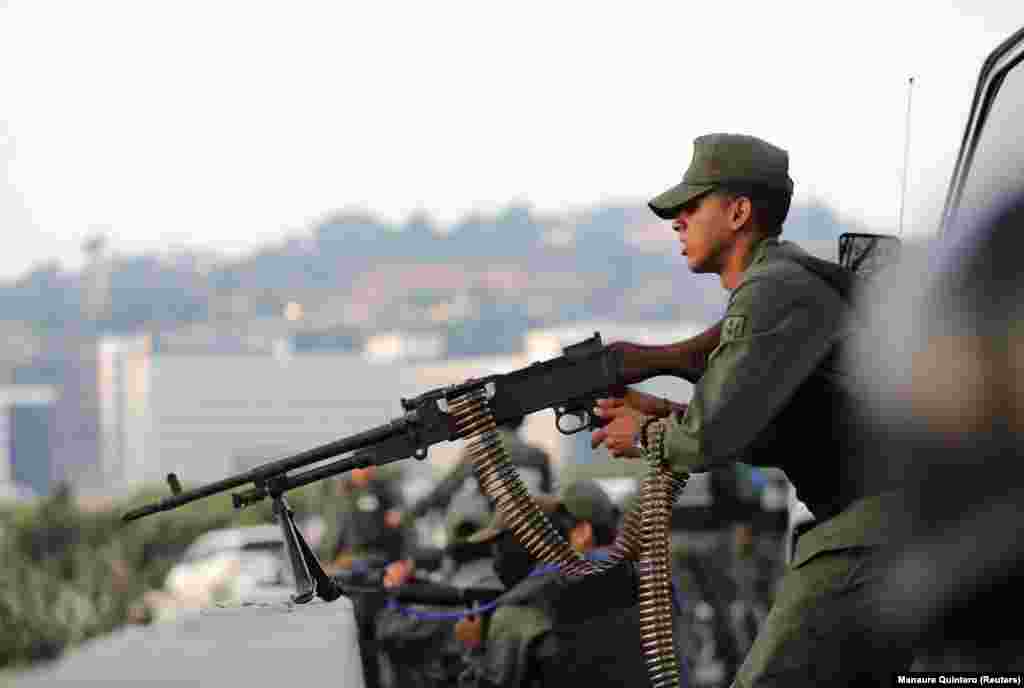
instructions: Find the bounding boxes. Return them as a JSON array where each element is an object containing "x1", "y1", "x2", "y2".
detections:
[{"x1": 182, "y1": 530, "x2": 284, "y2": 563}]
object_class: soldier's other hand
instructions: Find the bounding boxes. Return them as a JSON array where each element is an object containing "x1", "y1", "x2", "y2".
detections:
[
  {"x1": 591, "y1": 399, "x2": 644, "y2": 458},
  {"x1": 623, "y1": 389, "x2": 677, "y2": 417},
  {"x1": 455, "y1": 614, "x2": 484, "y2": 649},
  {"x1": 383, "y1": 559, "x2": 414, "y2": 588}
]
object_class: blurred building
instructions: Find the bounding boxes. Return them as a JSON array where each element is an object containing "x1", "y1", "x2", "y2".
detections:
[
  {"x1": 9, "y1": 339, "x2": 103, "y2": 496},
  {"x1": 96, "y1": 336, "x2": 151, "y2": 490},
  {"x1": 69, "y1": 332, "x2": 526, "y2": 496},
  {"x1": 0, "y1": 320, "x2": 43, "y2": 383},
  {"x1": 0, "y1": 384, "x2": 58, "y2": 498}
]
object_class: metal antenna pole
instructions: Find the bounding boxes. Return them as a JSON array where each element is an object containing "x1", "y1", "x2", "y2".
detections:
[{"x1": 898, "y1": 76, "x2": 915, "y2": 235}]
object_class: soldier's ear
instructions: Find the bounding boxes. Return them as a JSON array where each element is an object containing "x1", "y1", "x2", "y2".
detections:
[{"x1": 729, "y1": 196, "x2": 753, "y2": 231}]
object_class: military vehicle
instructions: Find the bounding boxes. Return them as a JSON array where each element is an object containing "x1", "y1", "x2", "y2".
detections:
[{"x1": 871, "y1": 24, "x2": 1024, "y2": 671}]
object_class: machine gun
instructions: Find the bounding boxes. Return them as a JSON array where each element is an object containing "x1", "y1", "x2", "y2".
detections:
[{"x1": 123, "y1": 332, "x2": 702, "y2": 605}]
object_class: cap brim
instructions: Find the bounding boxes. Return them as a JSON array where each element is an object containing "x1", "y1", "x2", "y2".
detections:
[
  {"x1": 465, "y1": 525, "x2": 502, "y2": 545},
  {"x1": 648, "y1": 182, "x2": 716, "y2": 220}
]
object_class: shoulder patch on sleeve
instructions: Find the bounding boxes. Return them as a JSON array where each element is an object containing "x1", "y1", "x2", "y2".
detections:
[{"x1": 721, "y1": 314, "x2": 748, "y2": 342}]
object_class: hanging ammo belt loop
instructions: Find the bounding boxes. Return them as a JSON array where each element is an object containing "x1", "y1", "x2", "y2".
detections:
[{"x1": 450, "y1": 389, "x2": 688, "y2": 688}]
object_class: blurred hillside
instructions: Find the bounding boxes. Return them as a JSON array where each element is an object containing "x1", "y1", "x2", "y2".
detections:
[{"x1": 0, "y1": 199, "x2": 865, "y2": 376}]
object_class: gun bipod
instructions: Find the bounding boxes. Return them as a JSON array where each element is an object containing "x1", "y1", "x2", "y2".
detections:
[{"x1": 267, "y1": 480, "x2": 342, "y2": 604}]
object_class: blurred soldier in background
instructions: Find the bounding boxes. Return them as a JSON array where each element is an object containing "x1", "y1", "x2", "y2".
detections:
[
  {"x1": 331, "y1": 465, "x2": 409, "y2": 570},
  {"x1": 669, "y1": 463, "x2": 787, "y2": 687},
  {"x1": 383, "y1": 494, "x2": 496, "y2": 590},
  {"x1": 330, "y1": 465, "x2": 410, "y2": 688},
  {"x1": 372, "y1": 493, "x2": 499, "y2": 688},
  {"x1": 853, "y1": 193, "x2": 1024, "y2": 670},
  {"x1": 404, "y1": 417, "x2": 554, "y2": 525},
  {"x1": 457, "y1": 480, "x2": 660, "y2": 688},
  {"x1": 345, "y1": 420, "x2": 549, "y2": 688},
  {"x1": 715, "y1": 465, "x2": 788, "y2": 665},
  {"x1": 355, "y1": 420, "x2": 550, "y2": 687}
]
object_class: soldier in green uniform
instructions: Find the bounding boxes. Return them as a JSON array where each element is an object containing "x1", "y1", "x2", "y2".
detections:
[
  {"x1": 592, "y1": 133, "x2": 915, "y2": 686},
  {"x1": 372, "y1": 500, "x2": 498, "y2": 688},
  {"x1": 330, "y1": 465, "x2": 410, "y2": 688},
  {"x1": 331, "y1": 465, "x2": 409, "y2": 569}
]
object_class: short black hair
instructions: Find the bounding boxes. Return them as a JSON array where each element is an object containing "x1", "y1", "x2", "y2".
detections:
[{"x1": 717, "y1": 185, "x2": 792, "y2": 236}]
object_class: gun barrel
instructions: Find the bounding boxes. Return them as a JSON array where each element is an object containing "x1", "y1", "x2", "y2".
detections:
[
  {"x1": 121, "y1": 414, "x2": 414, "y2": 522},
  {"x1": 122, "y1": 501, "x2": 167, "y2": 522}
]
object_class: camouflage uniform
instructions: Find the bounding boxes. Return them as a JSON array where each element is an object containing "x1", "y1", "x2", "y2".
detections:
[{"x1": 647, "y1": 135, "x2": 914, "y2": 686}]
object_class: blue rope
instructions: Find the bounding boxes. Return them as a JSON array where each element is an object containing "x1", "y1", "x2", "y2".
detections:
[
  {"x1": 384, "y1": 597, "x2": 499, "y2": 621},
  {"x1": 384, "y1": 552, "x2": 610, "y2": 621},
  {"x1": 383, "y1": 549, "x2": 684, "y2": 625},
  {"x1": 383, "y1": 556, "x2": 692, "y2": 685}
]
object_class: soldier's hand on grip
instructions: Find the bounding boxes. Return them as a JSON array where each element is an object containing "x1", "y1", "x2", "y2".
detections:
[{"x1": 591, "y1": 398, "x2": 645, "y2": 458}]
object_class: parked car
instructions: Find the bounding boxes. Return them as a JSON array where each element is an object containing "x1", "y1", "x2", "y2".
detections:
[{"x1": 159, "y1": 523, "x2": 308, "y2": 616}]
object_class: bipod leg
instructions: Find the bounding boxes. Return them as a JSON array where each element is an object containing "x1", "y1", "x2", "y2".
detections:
[{"x1": 272, "y1": 494, "x2": 342, "y2": 603}]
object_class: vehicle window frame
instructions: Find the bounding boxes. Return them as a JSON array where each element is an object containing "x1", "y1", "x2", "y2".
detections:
[{"x1": 942, "y1": 27, "x2": 1024, "y2": 234}]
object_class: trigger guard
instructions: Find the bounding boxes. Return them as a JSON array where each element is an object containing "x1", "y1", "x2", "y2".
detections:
[{"x1": 556, "y1": 410, "x2": 587, "y2": 435}]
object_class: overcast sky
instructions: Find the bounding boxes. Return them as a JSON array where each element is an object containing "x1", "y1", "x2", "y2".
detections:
[{"x1": 2, "y1": 1, "x2": 1023, "y2": 280}]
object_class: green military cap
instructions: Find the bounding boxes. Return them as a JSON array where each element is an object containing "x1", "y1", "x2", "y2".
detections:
[
  {"x1": 649, "y1": 133, "x2": 794, "y2": 220},
  {"x1": 561, "y1": 480, "x2": 617, "y2": 532}
]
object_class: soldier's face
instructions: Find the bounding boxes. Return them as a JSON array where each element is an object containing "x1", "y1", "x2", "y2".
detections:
[
  {"x1": 672, "y1": 192, "x2": 738, "y2": 274},
  {"x1": 351, "y1": 467, "x2": 374, "y2": 488}
]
